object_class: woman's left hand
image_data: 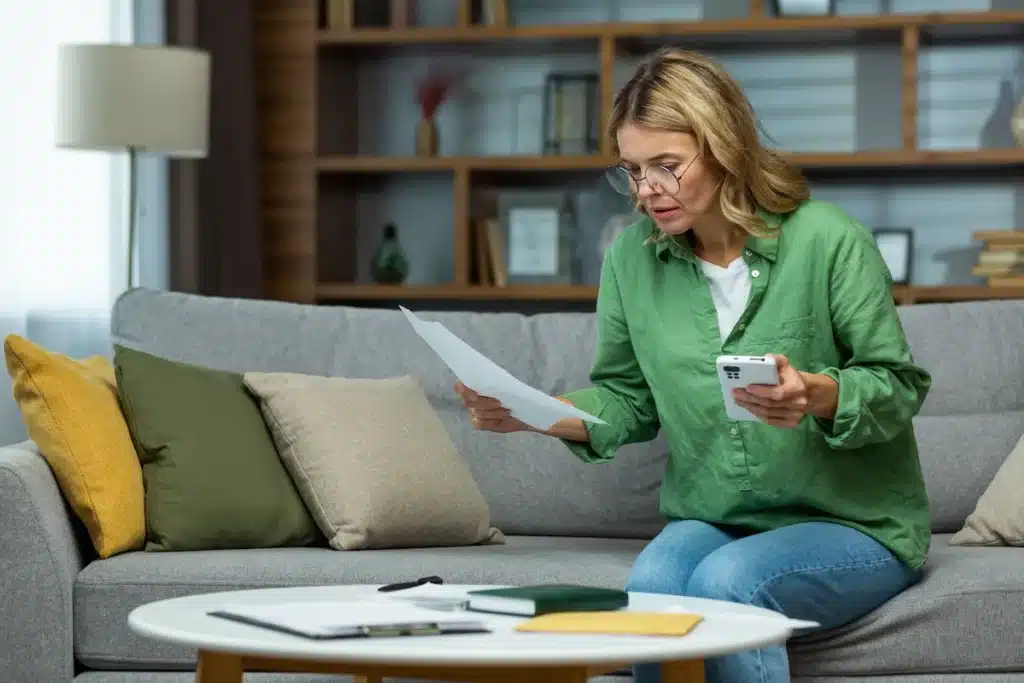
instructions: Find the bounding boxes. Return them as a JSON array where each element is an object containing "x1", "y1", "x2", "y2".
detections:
[{"x1": 733, "y1": 354, "x2": 809, "y2": 428}]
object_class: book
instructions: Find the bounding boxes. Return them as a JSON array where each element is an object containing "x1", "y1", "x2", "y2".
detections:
[
  {"x1": 206, "y1": 599, "x2": 490, "y2": 640},
  {"x1": 465, "y1": 584, "x2": 629, "y2": 616},
  {"x1": 515, "y1": 611, "x2": 703, "y2": 636}
]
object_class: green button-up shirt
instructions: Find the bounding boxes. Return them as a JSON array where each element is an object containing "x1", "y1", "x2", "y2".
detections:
[{"x1": 561, "y1": 199, "x2": 932, "y2": 569}]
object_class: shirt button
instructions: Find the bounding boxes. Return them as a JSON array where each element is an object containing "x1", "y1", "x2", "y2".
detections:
[
  {"x1": 751, "y1": 269, "x2": 761, "y2": 278},
  {"x1": 730, "y1": 427, "x2": 738, "y2": 435},
  {"x1": 745, "y1": 250, "x2": 752, "y2": 256},
  {"x1": 737, "y1": 323, "x2": 746, "y2": 330}
]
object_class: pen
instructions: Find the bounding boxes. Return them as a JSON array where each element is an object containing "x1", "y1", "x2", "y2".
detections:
[{"x1": 377, "y1": 575, "x2": 444, "y2": 593}]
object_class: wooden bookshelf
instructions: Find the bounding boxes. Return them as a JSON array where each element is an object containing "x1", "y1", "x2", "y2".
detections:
[{"x1": 254, "y1": 2, "x2": 1024, "y2": 306}]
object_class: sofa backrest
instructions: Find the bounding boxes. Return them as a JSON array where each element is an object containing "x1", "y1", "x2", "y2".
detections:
[
  {"x1": 895, "y1": 300, "x2": 1024, "y2": 532},
  {"x1": 112, "y1": 289, "x2": 1024, "y2": 538}
]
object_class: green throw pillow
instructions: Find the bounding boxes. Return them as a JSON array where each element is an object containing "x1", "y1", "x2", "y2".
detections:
[{"x1": 113, "y1": 345, "x2": 322, "y2": 551}]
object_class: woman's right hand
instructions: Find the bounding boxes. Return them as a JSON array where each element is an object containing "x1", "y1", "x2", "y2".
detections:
[{"x1": 454, "y1": 382, "x2": 530, "y2": 433}]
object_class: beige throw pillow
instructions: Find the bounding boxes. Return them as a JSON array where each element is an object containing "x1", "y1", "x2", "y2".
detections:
[
  {"x1": 243, "y1": 372, "x2": 504, "y2": 551},
  {"x1": 950, "y1": 433, "x2": 1024, "y2": 546}
]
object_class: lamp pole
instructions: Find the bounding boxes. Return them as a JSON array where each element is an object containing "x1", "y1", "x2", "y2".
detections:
[{"x1": 126, "y1": 145, "x2": 138, "y2": 290}]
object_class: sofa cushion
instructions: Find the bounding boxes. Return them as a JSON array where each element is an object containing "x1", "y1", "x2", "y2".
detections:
[
  {"x1": 74, "y1": 533, "x2": 1024, "y2": 676},
  {"x1": 72, "y1": 535, "x2": 646, "y2": 669},
  {"x1": 113, "y1": 345, "x2": 322, "y2": 552},
  {"x1": 242, "y1": 371, "x2": 504, "y2": 550},
  {"x1": 897, "y1": 301, "x2": 1024, "y2": 532},
  {"x1": 2, "y1": 334, "x2": 145, "y2": 558},
  {"x1": 789, "y1": 534, "x2": 1024, "y2": 677},
  {"x1": 912, "y1": 411, "x2": 1024, "y2": 533},
  {"x1": 74, "y1": 674, "x2": 632, "y2": 683}
]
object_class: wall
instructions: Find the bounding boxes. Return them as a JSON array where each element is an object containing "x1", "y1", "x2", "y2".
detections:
[{"x1": 339, "y1": 0, "x2": 1024, "y2": 289}]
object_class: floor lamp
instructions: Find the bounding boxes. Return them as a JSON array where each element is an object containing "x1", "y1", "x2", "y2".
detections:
[{"x1": 55, "y1": 44, "x2": 210, "y2": 290}]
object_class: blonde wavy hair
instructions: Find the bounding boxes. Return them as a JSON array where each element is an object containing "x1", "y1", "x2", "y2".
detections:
[{"x1": 609, "y1": 47, "x2": 809, "y2": 240}]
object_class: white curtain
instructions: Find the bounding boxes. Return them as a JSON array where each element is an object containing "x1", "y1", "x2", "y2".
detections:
[{"x1": 0, "y1": 2, "x2": 134, "y2": 444}]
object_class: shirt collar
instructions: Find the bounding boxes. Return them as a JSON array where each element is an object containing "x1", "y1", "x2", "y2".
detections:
[{"x1": 652, "y1": 208, "x2": 782, "y2": 263}]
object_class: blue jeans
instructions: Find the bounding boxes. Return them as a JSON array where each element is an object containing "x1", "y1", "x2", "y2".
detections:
[{"x1": 626, "y1": 520, "x2": 922, "y2": 683}]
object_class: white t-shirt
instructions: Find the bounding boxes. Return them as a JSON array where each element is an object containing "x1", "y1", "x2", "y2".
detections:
[{"x1": 699, "y1": 257, "x2": 751, "y2": 342}]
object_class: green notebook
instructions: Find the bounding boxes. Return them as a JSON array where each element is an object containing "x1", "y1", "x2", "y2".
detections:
[{"x1": 466, "y1": 584, "x2": 629, "y2": 616}]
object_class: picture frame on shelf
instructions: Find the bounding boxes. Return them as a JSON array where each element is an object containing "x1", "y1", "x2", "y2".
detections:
[
  {"x1": 542, "y1": 71, "x2": 600, "y2": 156},
  {"x1": 471, "y1": 0, "x2": 509, "y2": 27},
  {"x1": 496, "y1": 191, "x2": 579, "y2": 284},
  {"x1": 872, "y1": 228, "x2": 914, "y2": 285},
  {"x1": 770, "y1": 0, "x2": 835, "y2": 17}
]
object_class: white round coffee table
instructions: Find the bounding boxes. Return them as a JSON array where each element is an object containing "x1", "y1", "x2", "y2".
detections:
[{"x1": 128, "y1": 584, "x2": 814, "y2": 683}]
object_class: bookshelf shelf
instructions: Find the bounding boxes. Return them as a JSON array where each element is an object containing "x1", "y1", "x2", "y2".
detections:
[
  {"x1": 315, "y1": 149, "x2": 1024, "y2": 174},
  {"x1": 255, "y1": 1, "x2": 1024, "y2": 306},
  {"x1": 315, "y1": 283, "x2": 599, "y2": 301},
  {"x1": 316, "y1": 11, "x2": 1024, "y2": 47},
  {"x1": 315, "y1": 284, "x2": 1024, "y2": 306}
]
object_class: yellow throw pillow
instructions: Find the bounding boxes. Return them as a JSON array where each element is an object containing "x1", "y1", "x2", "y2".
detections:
[{"x1": 4, "y1": 334, "x2": 145, "y2": 557}]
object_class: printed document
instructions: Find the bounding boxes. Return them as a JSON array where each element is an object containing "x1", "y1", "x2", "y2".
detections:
[{"x1": 400, "y1": 306, "x2": 606, "y2": 431}]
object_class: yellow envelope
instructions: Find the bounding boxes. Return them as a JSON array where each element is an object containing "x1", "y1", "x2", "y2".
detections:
[{"x1": 515, "y1": 611, "x2": 703, "y2": 636}]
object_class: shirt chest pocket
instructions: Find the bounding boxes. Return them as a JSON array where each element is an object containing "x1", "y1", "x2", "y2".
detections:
[{"x1": 737, "y1": 314, "x2": 817, "y2": 362}]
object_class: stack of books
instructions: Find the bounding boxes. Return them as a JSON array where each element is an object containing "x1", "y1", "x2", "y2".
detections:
[{"x1": 971, "y1": 231, "x2": 1024, "y2": 287}]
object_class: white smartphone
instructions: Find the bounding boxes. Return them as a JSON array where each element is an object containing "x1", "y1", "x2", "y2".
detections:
[{"x1": 716, "y1": 355, "x2": 780, "y2": 422}]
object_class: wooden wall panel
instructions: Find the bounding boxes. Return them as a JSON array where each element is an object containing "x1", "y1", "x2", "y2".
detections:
[{"x1": 255, "y1": 0, "x2": 317, "y2": 303}]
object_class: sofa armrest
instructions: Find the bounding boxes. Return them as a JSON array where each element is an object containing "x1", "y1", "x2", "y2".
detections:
[{"x1": 0, "y1": 440, "x2": 86, "y2": 683}]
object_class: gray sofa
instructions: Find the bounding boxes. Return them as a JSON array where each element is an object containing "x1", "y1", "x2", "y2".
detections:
[{"x1": 1, "y1": 288, "x2": 1022, "y2": 683}]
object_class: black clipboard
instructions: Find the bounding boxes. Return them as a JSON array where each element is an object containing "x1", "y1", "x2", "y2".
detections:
[{"x1": 207, "y1": 609, "x2": 491, "y2": 640}]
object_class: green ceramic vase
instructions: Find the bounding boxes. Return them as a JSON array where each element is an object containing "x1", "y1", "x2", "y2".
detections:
[{"x1": 371, "y1": 222, "x2": 409, "y2": 284}]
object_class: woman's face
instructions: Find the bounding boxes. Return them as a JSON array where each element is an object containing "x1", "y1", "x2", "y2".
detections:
[{"x1": 615, "y1": 122, "x2": 722, "y2": 236}]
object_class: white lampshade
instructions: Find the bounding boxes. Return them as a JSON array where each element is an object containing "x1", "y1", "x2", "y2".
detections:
[{"x1": 56, "y1": 44, "x2": 210, "y2": 158}]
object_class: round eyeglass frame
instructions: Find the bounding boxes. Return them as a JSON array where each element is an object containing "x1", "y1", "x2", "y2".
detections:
[{"x1": 604, "y1": 154, "x2": 699, "y2": 197}]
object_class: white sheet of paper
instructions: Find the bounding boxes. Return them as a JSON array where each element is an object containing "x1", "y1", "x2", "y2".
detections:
[{"x1": 400, "y1": 306, "x2": 606, "y2": 431}]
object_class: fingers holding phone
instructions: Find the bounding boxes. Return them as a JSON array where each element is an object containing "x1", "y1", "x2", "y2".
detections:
[
  {"x1": 731, "y1": 354, "x2": 809, "y2": 428},
  {"x1": 717, "y1": 354, "x2": 808, "y2": 428}
]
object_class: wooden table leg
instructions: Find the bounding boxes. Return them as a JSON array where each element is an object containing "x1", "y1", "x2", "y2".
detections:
[
  {"x1": 663, "y1": 659, "x2": 705, "y2": 683},
  {"x1": 536, "y1": 669, "x2": 588, "y2": 683},
  {"x1": 195, "y1": 651, "x2": 243, "y2": 683}
]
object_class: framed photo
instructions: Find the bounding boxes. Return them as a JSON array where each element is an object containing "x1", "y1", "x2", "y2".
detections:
[
  {"x1": 495, "y1": 191, "x2": 578, "y2": 284},
  {"x1": 542, "y1": 71, "x2": 599, "y2": 156},
  {"x1": 872, "y1": 228, "x2": 914, "y2": 285},
  {"x1": 770, "y1": 0, "x2": 835, "y2": 16}
]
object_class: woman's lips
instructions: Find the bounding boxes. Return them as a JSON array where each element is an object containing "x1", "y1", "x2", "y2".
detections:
[{"x1": 651, "y1": 206, "x2": 681, "y2": 220}]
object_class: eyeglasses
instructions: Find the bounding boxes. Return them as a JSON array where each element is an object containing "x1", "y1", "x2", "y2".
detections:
[{"x1": 604, "y1": 154, "x2": 698, "y2": 197}]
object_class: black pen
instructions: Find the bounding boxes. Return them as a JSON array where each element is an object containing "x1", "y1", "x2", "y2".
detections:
[{"x1": 377, "y1": 576, "x2": 444, "y2": 593}]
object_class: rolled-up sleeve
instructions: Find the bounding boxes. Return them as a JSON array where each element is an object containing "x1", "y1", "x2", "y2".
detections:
[
  {"x1": 559, "y1": 250, "x2": 660, "y2": 463},
  {"x1": 813, "y1": 220, "x2": 932, "y2": 450}
]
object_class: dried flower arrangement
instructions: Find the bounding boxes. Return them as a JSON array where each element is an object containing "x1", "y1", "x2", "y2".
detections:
[
  {"x1": 415, "y1": 64, "x2": 465, "y2": 120},
  {"x1": 414, "y1": 64, "x2": 466, "y2": 156}
]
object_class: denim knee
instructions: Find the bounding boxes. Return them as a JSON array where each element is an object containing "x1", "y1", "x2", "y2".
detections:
[
  {"x1": 686, "y1": 552, "x2": 761, "y2": 604},
  {"x1": 626, "y1": 550, "x2": 687, "y2": 595}
]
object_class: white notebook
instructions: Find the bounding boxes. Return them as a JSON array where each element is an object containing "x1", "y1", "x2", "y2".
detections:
[{"x1": 207, "y1": 599, "x2": 489, "y2": 640}]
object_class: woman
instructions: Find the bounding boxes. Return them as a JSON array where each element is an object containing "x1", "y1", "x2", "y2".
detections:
[{"x1": 456, "y1": 47, "x2": 932, "y2": 683}]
